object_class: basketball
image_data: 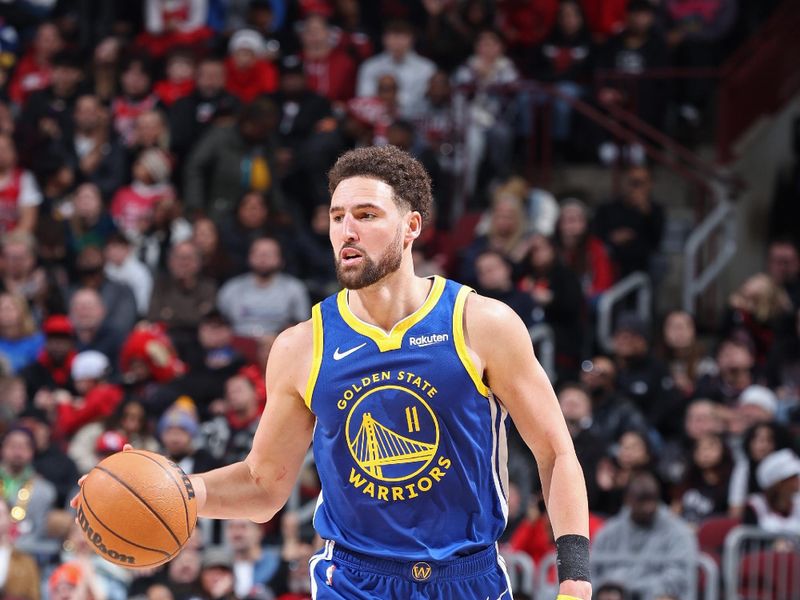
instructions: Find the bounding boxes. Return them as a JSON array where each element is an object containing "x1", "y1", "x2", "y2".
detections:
[{"x1": 77, "y1": 450, "x2": 197, "y2": 568}]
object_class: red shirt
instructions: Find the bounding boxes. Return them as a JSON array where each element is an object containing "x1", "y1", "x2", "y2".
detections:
[
  {"x1": 9, "y1": 54, "x2": 51, "y2": 106},
  {"x1": 154, "y1": 79, "x2": 195, "y2": 106},
  {"x1": 55, "y1": 383, "x2": 125, "y2": 439},
  {"x1": 111, "y1": 183, "x2": 175, "y2": 233},
  {"x1": 302, "y1": 48, "x2": 357, "y2": 104},
  {"x1": 0, "y1": 168, "x2": 23, "y2": 232},
  {"x1": 225, "y1": 57, "x2": 279, "y2": 103}
]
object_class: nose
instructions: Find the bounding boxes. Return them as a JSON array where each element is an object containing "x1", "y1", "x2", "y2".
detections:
[{"x1": 342, "y1": 213, "x2": 359, "y2": 242}]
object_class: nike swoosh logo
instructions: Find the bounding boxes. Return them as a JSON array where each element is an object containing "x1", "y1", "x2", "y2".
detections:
[{"x1": 333, "y1": 343, "x2": 367, "y2": 360}]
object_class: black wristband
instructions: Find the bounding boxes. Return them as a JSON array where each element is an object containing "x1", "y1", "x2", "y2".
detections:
[{"x1": 555, "y1": 534, "x2": 591, "y2": 583}]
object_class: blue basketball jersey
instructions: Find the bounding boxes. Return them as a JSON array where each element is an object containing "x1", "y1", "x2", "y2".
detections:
[{"x1": 305, "y1": 276, "x2": 510, "y2": 561}]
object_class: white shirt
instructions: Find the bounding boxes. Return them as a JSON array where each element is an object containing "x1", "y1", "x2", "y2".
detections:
[
  {"x1": 0, "y1": 169, "x2": 42, "y2": 207},
  {"x1": 357, "y1": 51, "x2": 436, "y2": 118},
  {"x1": 105, "y1": 253, "x2": 154, "y2": 315}
]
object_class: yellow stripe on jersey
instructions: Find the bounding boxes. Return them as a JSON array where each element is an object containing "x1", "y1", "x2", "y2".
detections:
[
  {"x1": 453, "y1": 286, "x2": 489, "y2": 397},
  {"x1": 304, "y1": 303, "x2": 324, "y2": 409},
  {"x1": 336, "y1": 275, "x2": 446, "y2": 352}
]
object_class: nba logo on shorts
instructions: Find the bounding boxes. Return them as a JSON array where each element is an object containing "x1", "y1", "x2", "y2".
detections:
[{"x1": 411, "y1": 561, "x2": 432, "y2": 581}]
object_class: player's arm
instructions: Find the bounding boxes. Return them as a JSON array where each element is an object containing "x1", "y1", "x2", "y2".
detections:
[
  {"x1": 465, "y1": 294, "x2": 592, "y2": 600},
  {"x1": 191, "y1": 321, "x2": 316, "y2": 523}
]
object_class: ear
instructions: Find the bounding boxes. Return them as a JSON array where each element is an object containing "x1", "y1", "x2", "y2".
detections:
[{"x1": 406, "y1": 211, "x2": 422, "y2": 242}]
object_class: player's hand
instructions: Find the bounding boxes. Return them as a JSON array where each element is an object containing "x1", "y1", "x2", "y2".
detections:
[
  {"x1": 69, "y1": 444, "x2": 136, "y2": 508},
  {"x1": 558, "y1": 579, "x2": 592, "y2": 599}
]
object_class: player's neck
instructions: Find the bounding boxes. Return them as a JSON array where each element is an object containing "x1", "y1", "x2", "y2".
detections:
[{"x1": 347, "y1": 267, "x2": 432, "y2": 334}]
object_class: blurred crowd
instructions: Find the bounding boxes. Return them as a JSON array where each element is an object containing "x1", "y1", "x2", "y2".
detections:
[{"x1": 0, "y1": 1, "x2": 797, "y2": 599}]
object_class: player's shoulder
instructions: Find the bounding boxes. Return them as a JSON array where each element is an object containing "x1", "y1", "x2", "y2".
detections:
[
  {"x1": 462, "y1": 289, "x2": 525, "y2": 329},
  {"x1": 461, "y1": 289, "x2": 531, "y2": 355},
  {"x1": 265, "y1": 318, "x2": 314, "y2": 378},
  {"x1": 272, "y1": 318, "x2": 314, "y2": 356}
]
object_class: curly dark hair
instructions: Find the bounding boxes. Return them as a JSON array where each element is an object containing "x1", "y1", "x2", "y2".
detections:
[{"x1": 327, "y1": 145, "x2": 433, "y2": 224}]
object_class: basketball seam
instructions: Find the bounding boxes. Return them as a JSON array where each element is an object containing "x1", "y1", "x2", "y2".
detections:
[
  {"x1": 81, "y1": 492, "x2": 172, "y2": 560},
  {"x1": 128, "y1": 450, "x2": 192, "y2": 540},
  {"x1": 95, "y1": 465, "x2": 183, "y2": 550}
]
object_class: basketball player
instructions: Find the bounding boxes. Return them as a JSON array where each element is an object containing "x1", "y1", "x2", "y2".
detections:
[{"x1": 82, "y1": 146, "x2": 592, "y2": 599}]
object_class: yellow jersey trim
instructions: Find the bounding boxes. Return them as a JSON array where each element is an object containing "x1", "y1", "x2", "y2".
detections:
[
  {"x1": 304, "y1": 303, "x2": 324, "y2": 409},
  {"x1": 453, "y1": 286, "x2": 489, "y2": 397},
  {"x1": 336, "y1": 276, "x2": 446, "y2": 352}
]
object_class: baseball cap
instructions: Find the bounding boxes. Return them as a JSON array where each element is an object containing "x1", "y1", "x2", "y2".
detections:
[
  {"x1": 71, "y1": 350, "x2": 110, "y2": 381},
  {"x1": 42, "y1": 314, "x2": 73, "y2": 337},
  {"x1": 229, "y1": 29, "x2": 266, "y2": 57},
  {"x1": 158, "y1": 406, "x2": 199, "y2": 439},
  {"x1": 738, "y1": 385, "x2": 778, "y2": 416},
  {"x1": 48, "y1": 562, "x2": 83, "y2": 590},
  {"x1": 202, "y1": 546, "x2": 234, "y2": 570},
  {"x1": 614, "y1": 313, "x2": 650, "y2": 340},
  {"x1": 756, "y1": 449, "x2": 800, "y2": 489},
  {"x1": 95, "y1": 430, "x2": 128, "y2": 454}
]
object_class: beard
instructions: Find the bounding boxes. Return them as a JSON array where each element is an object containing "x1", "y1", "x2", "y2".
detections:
[{"x1": 335, "y1": 227, "x2": 403, "y2": 290}]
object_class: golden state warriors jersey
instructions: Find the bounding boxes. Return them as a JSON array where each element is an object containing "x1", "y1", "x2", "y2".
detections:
[{"x1": 305, "y1": 276, "x2": 510, "y2": 561}]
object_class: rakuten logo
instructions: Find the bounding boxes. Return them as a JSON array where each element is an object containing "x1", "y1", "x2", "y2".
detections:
[{"x1": 409, "y1": 333, "x2": 449, "y2": 348}]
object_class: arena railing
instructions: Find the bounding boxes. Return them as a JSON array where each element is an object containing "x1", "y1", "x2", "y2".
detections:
[
  {"x1": 529, "y1": 324, "x2": 555, "y2": 381},
  {"x1": 498, "y1": 549, "x2": 537, "y2": 598},
  {"x1": 596, "y1": 271, "x2": 652, "y2": 354},
  {"x1": 722, "y1": 525, "x2": 800, "y2": 600}
]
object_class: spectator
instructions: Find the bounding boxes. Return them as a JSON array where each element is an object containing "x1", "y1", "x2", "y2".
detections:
[
  {"x1": 59, "y1": 94, "x2": 127, "y2": 200},
  {"x1": 19, "y1": 314, "x2": 76, "y2": 397},
  {"x1": 90, "y1": 36, "x2": 122, "y2": 103},
  {"x1": 612, "y1": 313, "x2": 684, "y2": 438},
  {"x1": 417, "y1": 0, "x2": 472, "y2": 72},
  {"x1": 671, "y1": 433, "x2": 733, "y2": 525},
  {"x1": 8, "y1": 21, "x2": 63, "y2": 106},
  {"x1": 694, "y1": 337, "x2": 756, "y2": 406},
  {"x1": 47, "y1": 560, "x2": 105, "y2": 600},
  {"x1": 592, "y1": 470, "x2": 698, "y2": 600},
  {"x1": 357, "y1": 20, "x2": 436, "y2": 118},
  {"x1": 169, "y1": 56, "x2": 240, "y2": 163},
  {"x1": 183, "y1": 98, "x2": 280, "y2": 220},
  {"x1": 659, "y1": 397, "x2": 726, "y2": 485},
  {"x1": 0, "y1": 376, "x2": 26, "y2": 427},
  {"x1": 579, "y1": 355, "x2": 650, "y2": 445},
  {"x1": 745, "y1": 448, "x2": 800, "y2": 534},
  {"x1": 112, "y1": 54, "x2": 161, "y2": 148},
  {"x1": 225, "y1": 28, "x2": 279, "y2": 103},
  {"x1": 658, "y1": 310, "x2": 714, "y2": 399},
  {"x1": 766, "y1": 238, "x2": 800, "y2": 310},
  {"x1": 225, "y1": 519, "x2": 280, "y2": 598},
  {"x1": 103, "y1": 232, "x2": 153, "y2": 316},
  {"x1": 0, "y1": 497, "x2": 40, "y2": 600},
  {"x1": 518, "y1": 233, "x2": 585, "y2": 379},
  {"x1": 452, "y1": 28, "x2": 520, "y2": 196},
  {"x1": 72, "y1": 245, "x2": 139, "y2": 336},
  {"x1": 148, "y1": 240, "x2": 218, "y2": 347},
  {"x1": 497, "y1": 0, "x2": 558, "y2": 59},
  {"x1": 128, "y1": 109, "x2": 172, "y2": 160},
  {"x1": 766, "y1": 307, "x2": 800, "y2": 420},
  {"x1": 68, "y1": 287, "x2": 125, "y2": 361},
  {"x1": 0, "y1": 132, "x2": 42, "y2": 234},
  {"x1": 723, "y1": 273, "x2": 793, "y2": 366},
  {"x1": 217, "y1": 236, "x2": 310, "y2": 338},
  {"x1": 298, "y1": 13, "x2": 358, "y2": 107},
  {"x1": 594, "y1": 165, "x2": 665, "y2": 278},
  {"x1": 729, "y1": 421, "x2": 795, "y2": 519},
  {"x1": 1, "y1": 231, "x2": 45, "y2": 304},
  {"x1": 110, "y1": 147, "x2": 176, "y2": 238},
  {"x1": 0, "y1": 292, "x2": 44, "y2": 374},
  {"x1": 136, "y1": 195, "x2": 194, "y2": 273},
  {"x1": 154, "y1": 48, "x2": 196, "y2": 107},
  {"x1": 197, "y1": 546, "x2": 238, "y2": 600},
  {"x1": 474, "y1": 249, "x2": 535, "y2": 327},
  {"x1": 728, "y1": 384, "x2": 779, "y2": 438},
  {"x1": 554, "y1": 198, "x2": 615, "y2": 306},
  {"x1": 0, "y1": 425, "x2": 56, "y2": 555},
  {"x1": 594, "y1": 429, "x2": 656, "y2": 515},
  {"x1": 344, "y1": 73, "x2": 400, "y2": 146},
  {"x1": 192, "y1": 216, "x2": 236, "y2": 285},
  {"x1": 118, "y1": 323, "x2": 186, "y2": 392},
  {"x1": 159, "y1": 399, "x2": 220, "y2": 475},
  {"x1": 137, "y1": 0, "x2": 214, "y2": 58},
  {"x1": 64, "y1": 183, "x2": 118, "y2": 259},
  {"x1": 161, "y1": 547, "x2": 202, "y2": 599},
  {"x1": 201, "y1": 372, "x2": 263, "y2": 464}
]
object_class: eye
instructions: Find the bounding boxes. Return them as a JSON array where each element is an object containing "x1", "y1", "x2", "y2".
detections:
[
  {"x1": 331, "y1": 214, "x2": 343, "y2": 223},
  {"x1": 361, "y1": 213, "x2": 377, "y2": 220}
]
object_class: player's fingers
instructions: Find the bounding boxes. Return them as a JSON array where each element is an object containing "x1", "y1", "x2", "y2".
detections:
[
  {"x1": 69, "y1": 475, "x2": 88, "y2": 509},
  {"x1": 123, "y1": 444, "x2": 134, "y2": 451}
]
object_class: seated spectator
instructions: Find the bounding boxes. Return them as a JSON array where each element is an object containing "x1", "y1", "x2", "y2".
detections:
[
  {"x1": 722, "y1": 273, "x2": 794, "y2": 367},
  {"x1": 766, "y1": 306, "x2": 800, "y2": 420},
  {"x1": 53, "y1": 350, "x2": 124, "y2": 440},
  {"x1": 192, "y1": 216, "x2": 236, "y2": 285},
  {"x1": 184, "y1": 99, "x2": 280, "y2": 220},
  {"x1": 694, "y1": 337, "x2": 755, "y2": 406},
  {"x1": 197, "y1": 546, "x2": 238, "y2": 600},
  {"x1": 579, "y1": 355, "x2": 650, "y2": 445},
  {"x1": 103, "y1": 232, "x2": 153, "y2": 317},
  {"x1": 111, "y1": 54, "x2": 162, "y2": 148},
  {"x1": 452, "y1": 28, "x2": 520, "y2": 197},
  {"x1": 225, "y1": 29, "x2": 279, "y2": 103},
  {"x1": 136, "y1": 196, "x2": 194, "y2": 273},
  {"x1": 671, "y1": 433, "x2": 733, "y2": 525},
  {"x1": 19, "y1": 314, "x2": 75, "y2": 397},
  {"x1": 745, "y1": 448, "x2": 800, "y2": 534},
  {"x1": 766, "y1": 238, "x2": 800, "y2": 309},
  {"x1": 554, "y1": 198, "x2": 615, "y2": 306},
  {"x1": 63, "y1": 183, "x2": 118, "y2": 260},
  {"x1": 592, "y1": 470, "x2": 698, "y2": 600},
  {"x1": 729, "y1": 421, "x2": 795, "y2": 519},
  {"x1": 417, "y1": 0, "x2": 472, "y2": 72},
  {"x1": 169, "y1": 56, "x2": 240, "y2": 163},
  {"x1": 89, "y1": 36, "x2": 121, "y2": 103},
  {"x1": 612, "y1": 313, "x2": 684, "y2": 438},
  {"x1": 58, "y1": 94, "x2": 127, "y2": 200},
  {"x1": 497, "y1": 0, "x2": 558, "y2": 59},
  {"x1": 1, "y1": 231, "x2": 46, "y2": 305},
  {"x1": 298, "y1": 13, "x2": 358, "y2": 107},
  {"x1": 728, "y1": 384, "x2": 779, "y2": 439},
  {"x1": 518, "y1": 233, "x2": 585, "y2": 379},
  {"x1": 118, "y1": 324, "x2": 186, "y2": 394},
  {"x1": 0, "y1": 425, "x2": 56, "y2": 555},
  {"x1": 0, "y1": 498, "x2": 40, "y2": 600},
  {"x1": 148, "y1": 241, "x2": 218, "y2": 350},
  {"x1": 594, "y1": 429, "x2": 656, "y2": 515},
  {"x1": 110, "y1": 148, "x2": 176, "y2": 237},
  {"x1": 357, "y1": 20, "x2": 436, "y2": 118},
  {"x1": 128, "y1": 109, "x2": 172, "y2": 161},
  {"x1": 72, "y1": 245, "x2": 139, "y2": 336},
  {"x1": 659, "y1": 397, "x2": 726, "y2": 485},
  {"x1": 345, "y1": 73, "x2": 400, "y2": 146},
  {"x1": 226, "y1": 518, "x2": 281, "y2": 598},
  {"x1": 8, "y1": 21, "x2": 63, "y2": 106},
  {"x1": 47, "y1": 560, "x2": 106, "y2": 600},
  {"x1": 474, "y1": 249, "x2": 535, "y2": 328},
  {"x1": 217, "y1": 236, "x2": 310, "y2": 338},
  {"x1": 135, "y1": 0, "x2": 214, "y2": 58},
  {"x1": 594, "y1": 165, "x2": 665, "y2": 279},
  {"x1": 159, "y1": 399, "x2": 220, "y2": 475},
  {"x1": 0, "y1": 376, "x2": 26, "y2": 427},
  {"x1": 154, "y1": 48, "x2": 196, "y2": 107},
  {"x1": 0, "y1": 293, "x2": 43, "y2": 374},
  {"x1": 68, "y1": 287, "x2": 126, "y2": 361},
  {"x1": 658, "y1": 310, "x2": 714, "y2": 399},
  {"x1": 0, "y1": 132, "x2": 42, "y2": 235}
]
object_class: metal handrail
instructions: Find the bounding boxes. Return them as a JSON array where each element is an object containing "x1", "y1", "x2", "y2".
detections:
[
  {"x1": 698, "y1": 551, "x2": 720, "y2": 600},
  {"x1": 682, "y1": 181, "x2": 737, "y2": 314},
  {"x1": 722, "y1": 525, "x2": 800, "y2": 600},
  {"x1": 596, "y1": 271, "x2": 652, "y2": 353},
  {"x1": 529, "y1": 324, "x2": 555, "y2": 382},
  {"x1": 499, "y1": 549, "x2": 536, "y2": 597}
]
